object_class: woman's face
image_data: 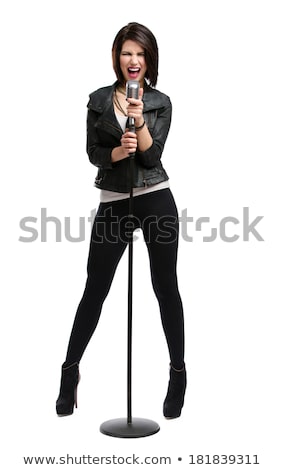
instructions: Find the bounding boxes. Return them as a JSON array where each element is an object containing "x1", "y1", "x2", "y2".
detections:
[{"x1": 119, "y1": 40, "x2": 147, "y2": 86}]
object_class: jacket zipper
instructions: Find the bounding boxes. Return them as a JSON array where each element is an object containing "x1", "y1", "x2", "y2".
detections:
[{"x1": 142, "y1": 170, "x2": 147, "y2": 187}]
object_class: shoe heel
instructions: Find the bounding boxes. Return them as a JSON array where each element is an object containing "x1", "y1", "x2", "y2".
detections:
[{"x1": 74, "y1": 374, "x2": 80, "y2": 409}]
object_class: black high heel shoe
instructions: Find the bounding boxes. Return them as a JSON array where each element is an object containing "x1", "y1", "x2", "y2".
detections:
[
  {"x1": 56, "y1": 362, "x2": 80, "y2": 416},
  {"x1": 163, "y1": 363, "x2": 187, "y2": 419}
]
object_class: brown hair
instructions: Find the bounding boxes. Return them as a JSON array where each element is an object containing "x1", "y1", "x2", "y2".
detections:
[{"x1": 112, "y1": 22, "x2": 159, "y2": 87}]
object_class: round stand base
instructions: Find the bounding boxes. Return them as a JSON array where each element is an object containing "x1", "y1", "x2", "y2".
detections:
[{"x1": 100, "y1": 417, "x2": 160, "y2": 438}]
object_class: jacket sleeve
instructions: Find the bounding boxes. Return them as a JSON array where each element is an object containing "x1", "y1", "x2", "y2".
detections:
[
  {"x1": 86, "y1": 109, "x2": 114, "y2": 170},
  {"x1": 135, "y1": 97, "x2": 172, "y2": 168}
]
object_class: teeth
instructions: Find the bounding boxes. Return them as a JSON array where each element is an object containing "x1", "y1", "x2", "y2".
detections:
[{"x1": 128, "y1": 68, "x2": 140, "y2": 72}]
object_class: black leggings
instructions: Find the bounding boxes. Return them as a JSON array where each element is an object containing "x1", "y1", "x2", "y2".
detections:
[{"x1": 65, "y1": 189, "x2": 185, "y2": 370}]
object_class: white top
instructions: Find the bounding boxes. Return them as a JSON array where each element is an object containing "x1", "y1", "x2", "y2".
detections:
[
  {"x1": 100, "y1": 180, "x2": 170, "y2": 203},
  {"x1": 116, "y1": 114, "x2": 128, "y2": 130},
  {"x1": 99, "y1": 113, "x2": 170, "y2": 203}
]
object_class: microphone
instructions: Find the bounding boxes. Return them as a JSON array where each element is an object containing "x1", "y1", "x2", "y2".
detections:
[{"x1": 126, "y1": 80, "x2": 140, "y2": 133}]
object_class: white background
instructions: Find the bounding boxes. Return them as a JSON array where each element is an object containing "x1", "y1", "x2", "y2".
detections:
[{"x1": 1, "y1": 0, "x2": 284, "y2": 468}]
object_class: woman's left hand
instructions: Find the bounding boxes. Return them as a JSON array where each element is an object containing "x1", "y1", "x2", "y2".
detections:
[{"x1": 126, "y1": 88, "x2": 144, "y2": 127}]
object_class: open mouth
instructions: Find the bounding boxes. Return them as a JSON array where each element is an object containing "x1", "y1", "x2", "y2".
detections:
[{"x1": 128, "y1": 67, "x2": 140, "y2": 78}]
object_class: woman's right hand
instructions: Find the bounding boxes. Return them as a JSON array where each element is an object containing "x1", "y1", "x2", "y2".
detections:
[
  {"x1": 120, "y1": 130, "x2": 138, "y2": 157},
  {"x1": 111, "y1": 130, "x2": 138, "y2": 163}
]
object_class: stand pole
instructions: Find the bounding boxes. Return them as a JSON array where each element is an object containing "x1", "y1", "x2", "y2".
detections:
[
  {"x1": 127, "y1": 165, "x2": 134, "y2": 424},
  {"x1": 100, "y1": 138, "x2": 160, "y2": 438}
]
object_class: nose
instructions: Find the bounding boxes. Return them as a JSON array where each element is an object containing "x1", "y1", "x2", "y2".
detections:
[{"x1": 130, "y1": 54, "x2": 139, "y2": 65}]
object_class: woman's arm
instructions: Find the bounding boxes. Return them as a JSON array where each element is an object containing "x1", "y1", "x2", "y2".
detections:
[
  {"x1": 137, "y1": 101, "x2": 172, "y2": 168},
  {"x1": 86, "y1": 110, "x2": 114, "y2": 169}
]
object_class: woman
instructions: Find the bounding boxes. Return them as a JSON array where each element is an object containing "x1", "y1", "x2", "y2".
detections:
[{"x1": 56, "y1": 22, "x2": 186, "y2": 419}]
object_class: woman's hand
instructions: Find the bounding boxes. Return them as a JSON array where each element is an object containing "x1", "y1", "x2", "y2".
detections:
[
  {"x1": 120, "y1": 130, "x2": 137, "y2": 156},
  {"x1": 126, "y1": 87, "x2": 144, "y2": 127},
  {"x1": 111, "y1": 130, "x2": 137, "y2": 163}
]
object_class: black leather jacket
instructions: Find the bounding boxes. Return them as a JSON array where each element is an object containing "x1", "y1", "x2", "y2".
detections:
[{"x1": 87, "y1": 81, "x2": 171, "y2": 193}]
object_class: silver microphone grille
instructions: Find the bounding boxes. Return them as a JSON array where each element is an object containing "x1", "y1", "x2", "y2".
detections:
[{"x1": 126, "y1": 80, "x2": 140, "y2": 99}]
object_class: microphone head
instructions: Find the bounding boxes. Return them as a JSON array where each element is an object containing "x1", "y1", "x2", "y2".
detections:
[{"x1": 126, "y1": 80, "x2": 140, "y2": 99}]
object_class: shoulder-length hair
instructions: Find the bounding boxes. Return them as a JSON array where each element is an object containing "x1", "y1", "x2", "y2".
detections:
[{"x1": 112, "y1": 22, "x2": 159, "y2": 87}]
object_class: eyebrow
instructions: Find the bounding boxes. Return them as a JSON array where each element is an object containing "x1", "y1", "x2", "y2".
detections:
[{"x1": 121, "y1": 49, "x2": 145, "y2": 54}]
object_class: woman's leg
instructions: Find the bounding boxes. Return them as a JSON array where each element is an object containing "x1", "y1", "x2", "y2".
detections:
[
  {"x1": 64, "y1": 201, "x2": 129, "y2": 365},
  {"x1": 57, "y1": 200, "x2": 132, "y2": 416},
  {"x1": 138, "y1": 189, "x2": 185, "y2": 370},
  {"x1": 137, "y1": 189, "x2": 186, "y2": 418}
]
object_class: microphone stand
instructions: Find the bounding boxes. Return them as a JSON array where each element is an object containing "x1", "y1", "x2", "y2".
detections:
[{"x1": 100, "y1": 117, "x2": 160, "y2": 438}]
